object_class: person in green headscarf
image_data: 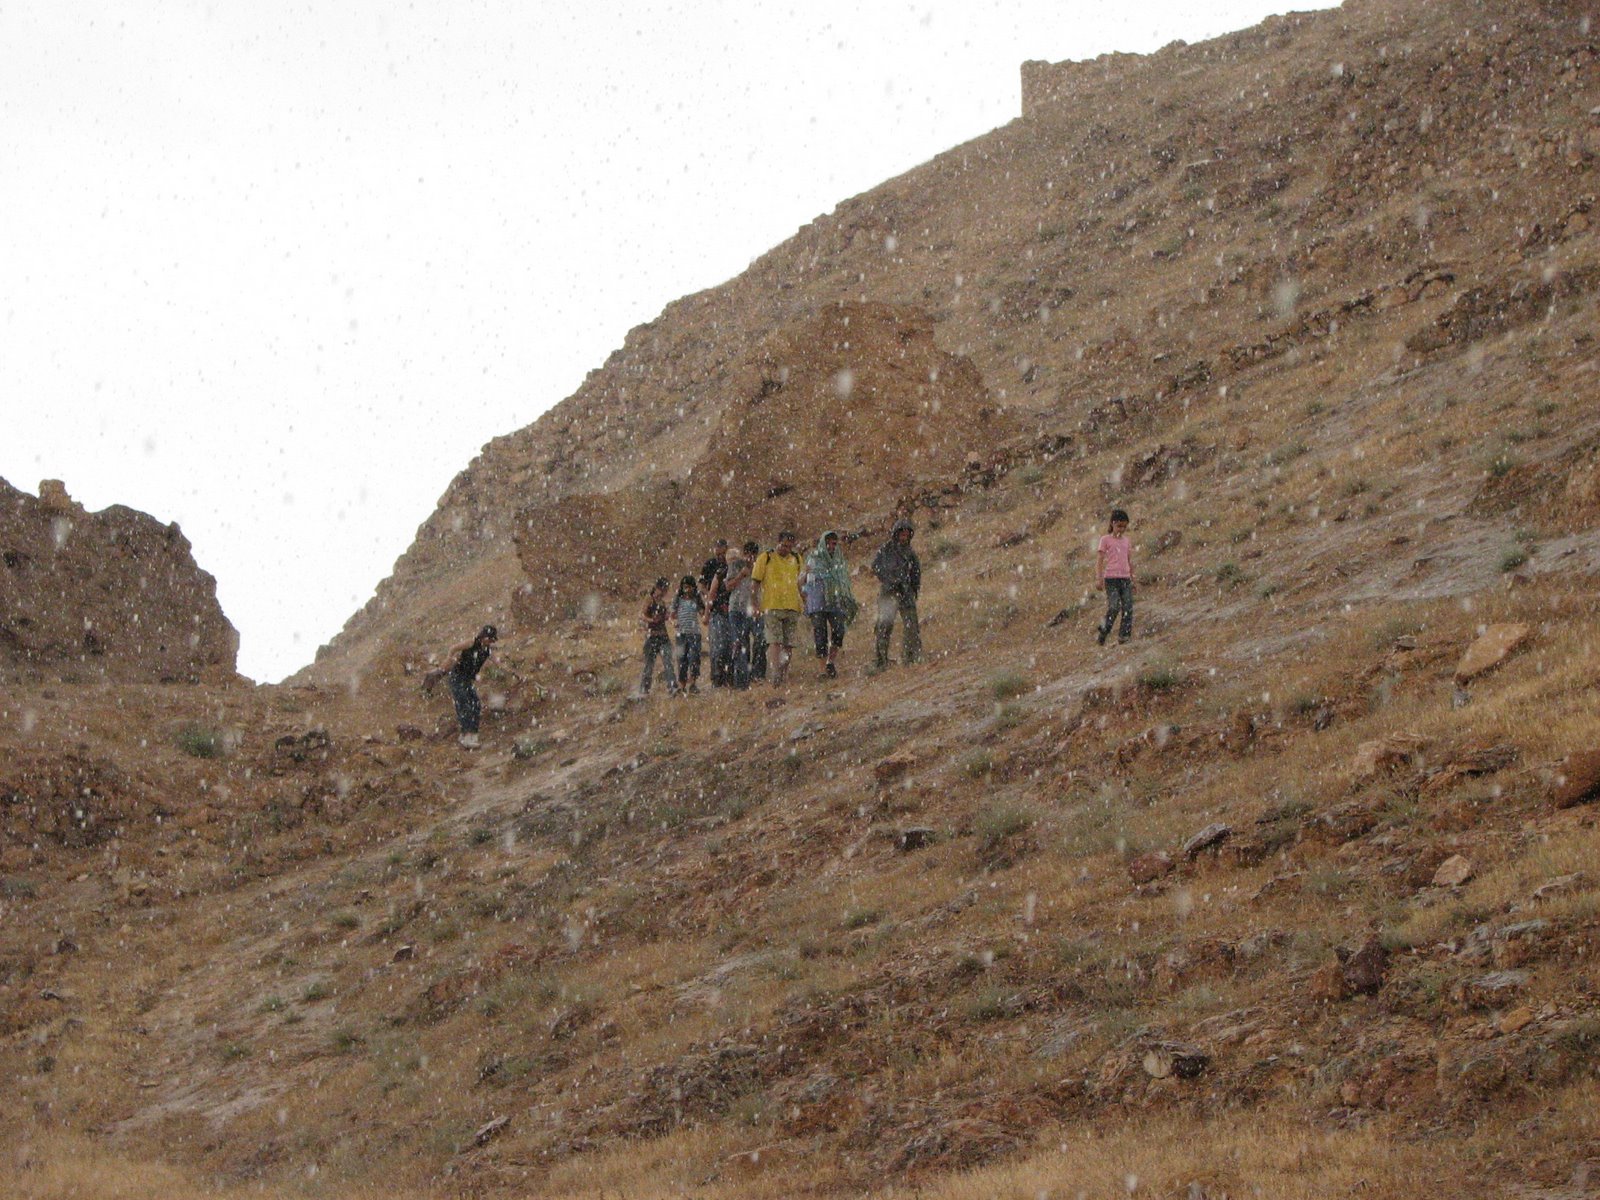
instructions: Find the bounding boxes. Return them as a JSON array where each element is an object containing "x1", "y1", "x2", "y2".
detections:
[{"x1": 800, "y1": 530, "x2": 858, "y2": 679}]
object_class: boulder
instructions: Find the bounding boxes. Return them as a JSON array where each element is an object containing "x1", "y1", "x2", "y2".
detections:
[
  {"x1": 1497, "y1": 1006, "x2": 1535, "y2": 1035},
  {"x1": 1337, "y1": 937, "x2": 1390, "y2": 995},
  {"x1": 1128, "y1": 850, "x2": 1175, "y2": 884},
  {"x1": 1454, "y1": 622, "x2": 1531, "y2": 684},
  {"x1": 874, "y1": 752, "x2": 916, "y2": 786},
  {"x1": 1140, "y1": 1041, "x2": 1209, "y2": 1080},
  {"x1": 1181, "y1": 823, "x2": 1232, "y2": 860},
  {"x1": 1532, "y1": 872, "x2": 1587, "y2": 902},
  {"x1": 1432, "y1": 855, "x2": 1475, "y2": 888},
  {"x1": 896, "y1": 826, "x2": 936, "y2": 852},
  {"x1": 1352, "y1": 734, "x2": 1428, "y2": 780},
  {"x1": 1552, "y1": 750, "x2": 1600, "y2": 808},
  {"x1": 1460, "y1": 970, "x2": 1530, "y2": 1009}
]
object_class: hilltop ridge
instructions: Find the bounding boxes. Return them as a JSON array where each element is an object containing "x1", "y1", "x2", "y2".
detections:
[{"x1": 5, "y1": 0, "x2": 1600, "y2": 1197}]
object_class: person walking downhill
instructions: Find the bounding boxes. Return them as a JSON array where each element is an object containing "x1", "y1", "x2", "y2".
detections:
[
  {"x1": 870, "y1": 519, "x2": 922, "y2": 673},
  {"x1": 673, "y1": 575, "x2": 706, "y2": 694},
  {"x1": 638, "y1": 578, "x2": 678, "y2": 697},
  {"x1": 752, "y1": 529, "x2": 805, "y2": 686},
  {"x1": 444, "y1": 625, "x2": 497, "y2": 749},
  {"x1": 722, "y1": 541, "x2": 757, "y2": 690},
  {"x1": 700, "y1": 539, "x2": 732, "y2": 687},
  {"x1": 802, "y1": 530, "x2": 858, "y2": 679},
  {"x1": 1096, "y1": 508, "x2": 1135, "y2": 646}
]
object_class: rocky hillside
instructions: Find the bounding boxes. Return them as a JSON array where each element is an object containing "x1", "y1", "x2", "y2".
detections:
[
  {"x1": 6, "y1": 0, "x2": 1600, "y2": 1198},
  {"x1": 0, "y1": 479, "x2": 238, "y2": 684}
]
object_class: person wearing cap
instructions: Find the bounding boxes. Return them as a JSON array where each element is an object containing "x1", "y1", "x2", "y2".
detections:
[
  {"x1": 445, "y1": 624, "x2": 498, "y2": 748},
  {"x1": 870, "y1": 519, "x2": 922, "y2": 672},
  {"x1": 751, "y1": 529, "x2": 804, "y2": 686}
]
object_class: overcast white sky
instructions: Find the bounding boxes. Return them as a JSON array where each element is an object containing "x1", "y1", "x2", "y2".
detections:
[{"x1": 1, "y1": 0, "x2": 1335, "y2": 682}]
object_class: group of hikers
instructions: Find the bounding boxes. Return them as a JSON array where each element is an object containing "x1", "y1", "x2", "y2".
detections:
[
  {"x1": 438, "y1": 508, "x2": 1134, "y2": 746},
  {"x1": 639, "y1": 522, "x2": 923, "y2": 698}
]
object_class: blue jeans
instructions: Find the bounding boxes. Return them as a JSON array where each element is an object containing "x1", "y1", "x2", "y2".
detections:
[
  {"x1": 448, "y1": 671, "x2": 480, "y2": 733},
  {"x1": 676, "y1": 629, "x2": 703, "y2": 688},
  {"x1": 640, "y1": 635, "x2": 675, "y2": 694},
  {"x1": 707, "y1": 611, "x2": 731, "y2": 686}
]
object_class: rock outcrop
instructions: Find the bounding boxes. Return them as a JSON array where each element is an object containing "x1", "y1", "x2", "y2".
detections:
[{"x1": 0, "y1": 479, "x2": 237, "y2": 682}]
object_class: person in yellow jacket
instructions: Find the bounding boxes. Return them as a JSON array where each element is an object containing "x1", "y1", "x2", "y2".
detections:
[{"x1": 751, "y1": 529, "x2": 804, "y2": 686}]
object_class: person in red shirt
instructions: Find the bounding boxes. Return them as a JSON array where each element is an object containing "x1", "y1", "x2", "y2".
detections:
[{"x1": 1095, "y1": 508, "x2": 1134, "y2": 646}]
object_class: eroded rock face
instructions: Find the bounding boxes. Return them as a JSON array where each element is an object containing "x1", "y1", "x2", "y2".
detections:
[{"x1": 0, "y1": 479, "x2": 238, "y2": 682}]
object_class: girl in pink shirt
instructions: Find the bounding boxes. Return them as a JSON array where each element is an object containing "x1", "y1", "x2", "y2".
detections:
[{"x1": 1095, "y1": 508, "x2": 1133, "y2": 646}]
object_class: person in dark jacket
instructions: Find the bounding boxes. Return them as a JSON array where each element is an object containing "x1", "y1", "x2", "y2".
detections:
[
  {"x1": 870, "y1": 520, "x2": 921, "y2": 672},
  {"x1": 445, "y1": 625, "x2": 498, "y2": 748}
]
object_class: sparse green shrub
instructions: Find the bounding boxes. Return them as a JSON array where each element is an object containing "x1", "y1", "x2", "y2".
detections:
[
  {"x1": 931, "y1": 536, "x2": 963, "y2": 561},
  {"x1": 1369, "y1": 615, "x2": 1422, "y2": 648},
  {"x1": 1264, "y1": 440, "x2": 1309, "y2": 467},
  {"x1": 302, "y1": 980, "x2": 333, "y2": 1003},
  {"x1": 1016, "y1": 465, "x2": 1045, "y2": 487},
  {"x1": 962, "y1": 986, "x2": 1018, "y2": 1022},
  {"x1": 1305, "y1": 400, "x2": 1328, "y2": 417},
  {"x1": 990, "y1": 670, "x2": 1031, "y2": 700},
  {"x1": 220, "y1": 1042, "x2": 250, "y2": 1062},
  {"x1": 1214, "y1": 561, "x2": 1246, "y2": 586},
  {"x1": 1500, "y1": 548, "x2": 1529, "y2": 573},
  {"x1": 962, "y1": 750, "x2": 995, "y2": 779},
  {"x1": 1138, "y1": 663, "x2": 1185, "y2": 691},
  {"x1": 976, "y1": 805, "x2": 1033, "y2": 851},
  {"x1": 993, "y1": 702, "x2": 1028, "y2": 732},
  {"x1": 842, "y1": 907, "x2": 883, "y2": 930},
  {"x1": 512, "y1": 735, "x2": 554, "y2": 761},
  {"x1": 1486, "y1": 452, "x2": 1520, "y2": 479},
  {"x1": 329, "y1": 911, "x2": 360, "y2": 930},
  {"x1": 258, "y1": 995, "x2": 287, "y2": 1015},
  {"x1": 175, "y1": 724, "x2": 224, "y2": 759},
  {"x1": 467, "y1": 826, "x2": 497, "y2": 847},
  {"x1": 331, "y1": 1028, "x2": 364, "y2": 1054}
]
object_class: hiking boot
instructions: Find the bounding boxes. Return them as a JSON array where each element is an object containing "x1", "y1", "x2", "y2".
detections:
[
  {"x1": 459, "y1": 733, "x2": 480, "y2": 749},
  {"x1": 1096, "y1": 627, "x2": 1109, "y2": 646},
  {"x1": 825, "y1": 662, "x2": 837, "y2": 679},
  {"x1": 688, "y1": 683, "x2": 699, "y2": 695}
]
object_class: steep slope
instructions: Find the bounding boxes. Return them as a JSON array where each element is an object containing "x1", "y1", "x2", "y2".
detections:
[{"x1": 7, "y1": 1, "x2": 1600, "y2": 1198}]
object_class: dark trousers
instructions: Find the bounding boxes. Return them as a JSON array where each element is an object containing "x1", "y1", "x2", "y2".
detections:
[
  {"x1": 676, "y1": 629, "x2": 703, "y2": 687},
  {"x1": 874, "y1": 592, "x2": 921, "y2": 669},
  {"x1": 727, "y1": 611, "x2": 753, "y2": 689},
  {"x1": 448, "y1": 671, "x2": 481, "y2": 734},
  {"x1": 811, "y1": 610, "x2": 846, "y2": 658},
  {"x1": 1100, "y1": 578, "x2": 1134, "y2": 641},
  {"x1": 707, "y1": 611, "x2": 731, "y2": 686},
  {"x1": 749, "y1": 618, "x2": 768, "y2": 681},
  {"x1": 640, "y1": 635, "x2": 675, "y2": 694}
]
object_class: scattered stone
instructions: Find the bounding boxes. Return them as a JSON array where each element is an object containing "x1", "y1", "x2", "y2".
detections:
[
  {"x1": 468, "y1": 1115, "x2": 509, "y2": 1148},
  {"x1": 392, "y1": 944, "x2": 416, "y2": 962},
  {"x1": 1128, "y1": 850, "x2": 1175, "y2": 884},
  {"x1": 396, "y1": 724, "x2": 424, "y2": 742},
  {"x1": 1552, "y1": 750, "x2": 1600, "y2": 808},
  {"x1": 1352, "y1": 734, "x2": 1429, "y2": 779},
  {"x1": 1497, "y1": 1006, "x2": 1536, "y2": 1035},
  {"x1": 1532, "y1": 872, "x2": 1587, "y2": 902},
  {"x1": 1432, "y1": 855, "x2": 1475, "y2": 888},
  {"x1": 874, "y1": 752, "x2": 916, "y2": 786},
  {"x1": 1454, "y1": 622, "x2": 1532, "y2": 684},
  {"x1": 1308, "y1": 801, "x2": 1379, "y2": 843},
  {"x1": 1461, "y1": 970, "x2": 1531, "y2": 1009},
  {"x1": 1181, "y1": 823, "x2": 1232, "y2": 860},
  {"x1": 1141, "y1": 1041, "x2": 1209, "y2": 1080},
  {"x1": 1337, "y1": 937, "x2": 1389, "y2": 995},
  {"x1": 896, "y1": 826, "x2": 936, "y2": 852}
]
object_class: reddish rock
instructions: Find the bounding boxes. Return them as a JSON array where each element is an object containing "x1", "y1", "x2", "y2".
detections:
[
  {"x1": 1352, "y1": 734, "x2": 1428, "y2": 780},
  {"x1": 1454, "y1": 622, "x2": 1531, "y2": 684},
  {"x1": 1128, "y1": 850, "x2": 1175, "y2": 884},
  {"x1": 1338, "y1": 937, "x2": 1390, "y2": 995},
  {"x1": 874, "y1": 752, "x2": 916, "y2": 786},
  {"x1": 1552, "y1": 750, "x2": 1600, "y2": 808}
]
